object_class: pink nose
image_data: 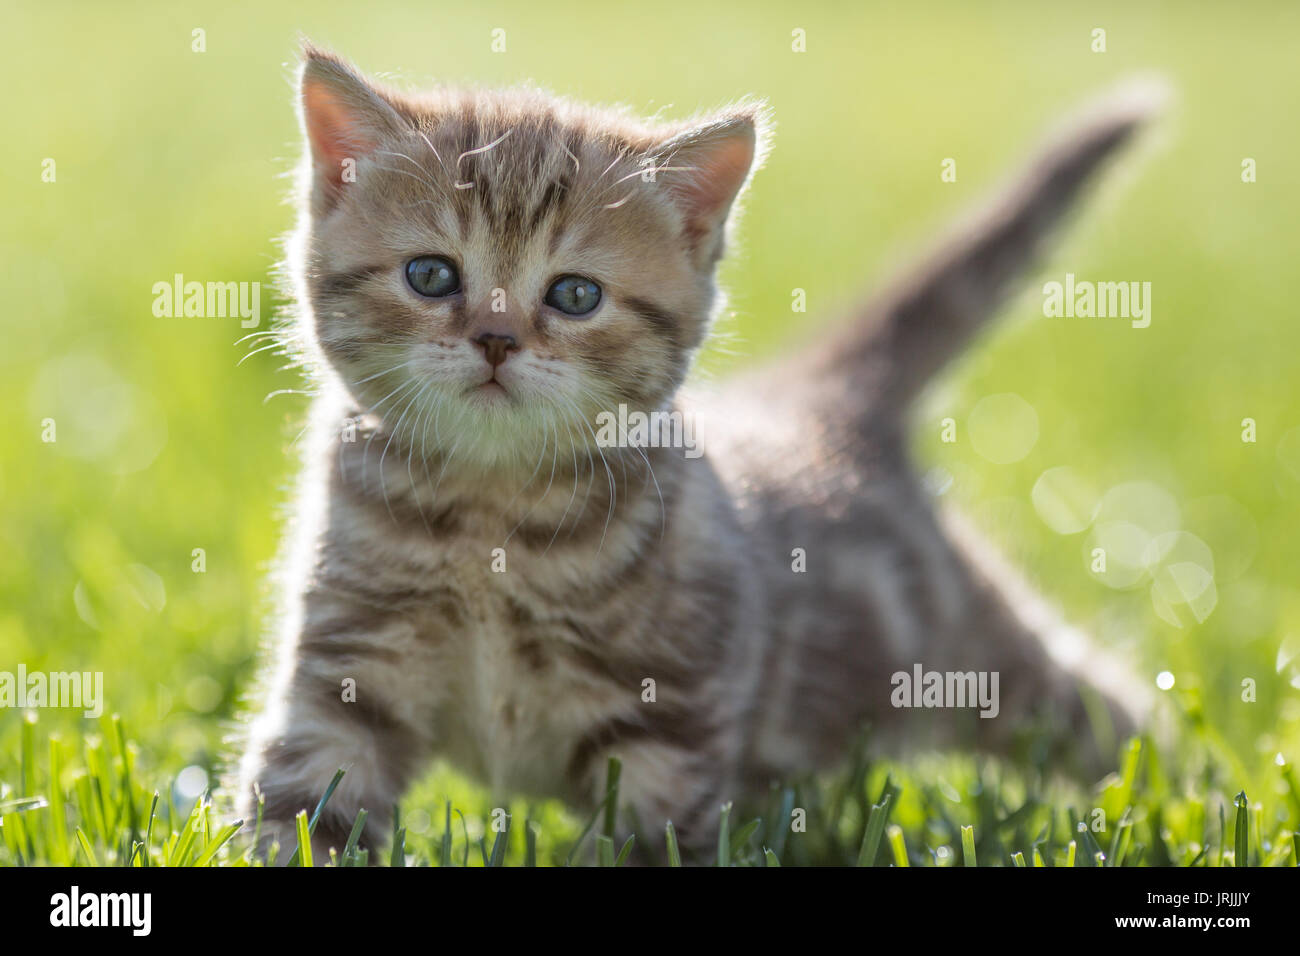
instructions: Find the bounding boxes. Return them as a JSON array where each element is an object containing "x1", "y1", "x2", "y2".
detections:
[{"x1": 474, "y1": 332, "x2": 518, "y2": 368}]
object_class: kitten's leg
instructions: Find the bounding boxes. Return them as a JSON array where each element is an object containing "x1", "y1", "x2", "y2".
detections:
[
  {"x1": 612, "y1": 749, "x2": 736, "y2": 865},
  {"x1": 235, "y1": 593, "x2": 439, "y2": 863},
  {"x1": 570, "y1": 722, "x2": 746, "y2": 864},
  {"x1": 928, "y1": 507, "x2": 1155, "y2": 777},
  {"x1": 768, "y1": 486, "x2": 1153, "y2": 782}
]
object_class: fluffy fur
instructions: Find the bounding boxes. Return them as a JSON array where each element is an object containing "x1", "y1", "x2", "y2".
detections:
[{"x1": 231, "y1": 43, "x2": 1159, "y2": 863}]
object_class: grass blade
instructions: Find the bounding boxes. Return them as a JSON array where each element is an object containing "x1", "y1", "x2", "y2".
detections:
[
  {"x1": 564, "y1": 759, "x2": 621, "y2": 866},
  {"x1": 341, "y1": 809, "x2": 369, "y2": 867},
  {"x1": 455, "y1": 810, "x2": 469, "y2": 867},
  {"x1": 193, "y1": 820, "x2": 243, "y2": 867},
  {"x1": 20, "y1": 712, "x2": 35, "y2": 797},
  {"x1": 74, "y1": 827, "x2": 98, "y2": 866},
  {"x1": 142, "y1": 792, "x2": 158, "y2": 868},
  {"x1": 390, "y1": 826, "x2": 406, "y2": 867},
  {"x1": 1234, "y1": 791, "x2": 1249, "y2": 866},
  {"x1": 294, "y1": 810, "x2": 312, "y2": 868},
  {"x1": 615, "y1": 835, "x2": 635, "y2": 866},
  {"x1": 886, "y1": 824, "x2": 908, "y2": 866},
  {"x1": 602, "y1": 757, "x2": 622, "y2": 842},
  {"x1": 166, "y1": 799, "x2": 203, "y2": 867},
  {"x1": 440, "y1": 801, "x2": 452, "y2": 867},
  {"x1": 716, "y1": 802, "x2": 732, "y2": 867},
  {"x1": 1078, "y1": 821, "x2": 1105, "y2": 866},
  {"x1": 48, "y1": 736, "x2": 69, "y2": 865},
  {"x1": 961, "y1": 824, "x2": 977, "y2": 868},
  {"x1": 665, "y1": 821, "x2": 682, "y2": 867},
  {"x1": 596, "y1": 834, "x2": 614, "y2": 867},
  {"x1": 857, "y1": 792, "x2": 893, "y2": 867},
  {"x1": 729, "y1": 818, "x2": 761, "y2": 862},
  {"x1": 488, "y1": 814, "x2": 511, "y2": 867},
  {"x1": 0, "y1": 797, "x2": 47, "y2": 814},
  {"x1": 285, "y1": 768, "x2": 345, "y2": 867},
  {"x1": 769, "y1": 788, "x2": 795, "y2": 862}
]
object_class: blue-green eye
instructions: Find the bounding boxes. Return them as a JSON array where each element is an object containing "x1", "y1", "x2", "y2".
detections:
[
  {"x1": 406, "y1": 255, "x2": 460, "y2": 298},
  {"x1": 545, "y1": 275, "x2": 602, "y2": 317}
]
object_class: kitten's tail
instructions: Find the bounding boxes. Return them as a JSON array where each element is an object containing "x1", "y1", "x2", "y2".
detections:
[{"x1": 815, "y1": 78, "x2": 1167, "y2": 412}]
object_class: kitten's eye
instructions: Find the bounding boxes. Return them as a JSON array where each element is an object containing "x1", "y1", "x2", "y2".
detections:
[
  {"x1": 406, "y1": 255, "x2": 461, "y2": 298},
  {"x1": 545, "y1": 275, "x2": 602, "y2": 317}
]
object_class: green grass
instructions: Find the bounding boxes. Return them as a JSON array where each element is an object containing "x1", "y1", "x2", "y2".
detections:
[
  {"x1": 2, "y1": 716, "x2": 1297, "y2": 866},
  {"x1": 2, "y1": 0, "x2": 1300, "y2": 865}
]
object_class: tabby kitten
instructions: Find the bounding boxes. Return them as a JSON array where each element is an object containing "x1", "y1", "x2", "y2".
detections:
[{"x1": 233, "y1": 43, "x2": 1157, "y2": 862}]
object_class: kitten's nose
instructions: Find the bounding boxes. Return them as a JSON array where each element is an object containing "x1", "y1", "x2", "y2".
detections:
[{"x1": 474, "y1": 332, "x2": 518, "y2": 368}]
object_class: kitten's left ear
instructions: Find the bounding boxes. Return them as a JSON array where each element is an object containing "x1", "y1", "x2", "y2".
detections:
[
  {"x1": 651, "y1": 107, "x2": 768, "y2": 266},
  {"x1": 298, "y1": 42, "x2": 414, "y2": 214}
]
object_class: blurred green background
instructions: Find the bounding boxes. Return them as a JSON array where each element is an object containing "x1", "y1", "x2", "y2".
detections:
[{"x1": 2, "y1": 0, "x2": 1299, "y2": 861}]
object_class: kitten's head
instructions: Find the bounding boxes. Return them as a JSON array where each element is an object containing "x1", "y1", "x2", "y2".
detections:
[{"x1": 289, "y1": 44, "x2": 767, "y2": 468}]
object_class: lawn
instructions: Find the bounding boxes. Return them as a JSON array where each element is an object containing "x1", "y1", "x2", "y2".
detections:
[{"x1": 2, "y1": 0, "x2": 1298, "y2": 865}]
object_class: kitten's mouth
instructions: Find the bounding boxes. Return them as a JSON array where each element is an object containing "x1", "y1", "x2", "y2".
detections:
[{"x1": 467, "y1": 376, "x2": 511, "y2": 403}]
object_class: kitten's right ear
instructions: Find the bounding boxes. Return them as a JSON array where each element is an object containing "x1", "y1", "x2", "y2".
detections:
[
  {"x1": 298, "y1": 43, "x2": 411, "y2": 212},
  {"x1": 647, "y1": 105, "x2": 768, "y2": 269}
]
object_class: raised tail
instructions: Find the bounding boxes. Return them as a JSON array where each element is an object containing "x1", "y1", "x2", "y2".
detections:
[{"x1": 812, "y1": 79, "x2": 1166, "y2": 412}]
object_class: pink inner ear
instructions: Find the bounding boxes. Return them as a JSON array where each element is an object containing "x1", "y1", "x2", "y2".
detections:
[
  {"x1": 302, "y1": 80, "x2": 379, "y2": 176},
  {"x1": 671, "y1": 128, "x2": 756, "y2": 240}
]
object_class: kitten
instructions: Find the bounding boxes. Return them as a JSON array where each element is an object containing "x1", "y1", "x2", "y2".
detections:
[{"x1": 232, "y1": 43, "x2": 1158, "y2": 862}]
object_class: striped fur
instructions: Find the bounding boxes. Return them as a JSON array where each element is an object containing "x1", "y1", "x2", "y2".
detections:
[{"x1": 231, "y1": 44, "x2": 1160, "y2": 863}]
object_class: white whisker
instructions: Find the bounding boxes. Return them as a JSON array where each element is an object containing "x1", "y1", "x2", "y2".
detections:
[
  {"x1": 503, "y1": 414, "x2": 561, "y2": 546},
  {"x1": 262, "y1": 388, "x2": 312, "y2": 404},
  {"x1": 417, "y1": 130, "x2": 450, "y2": 181},
  {"x1": 561, "y1": 144, "x2": 581, "y2": 174},
  {"x1": 456, "y1": 128, "x2": 514, "y2": 170},
  {"x1": 359, "y1": 376, "x2": 422, "y2": 494},
  {"x1": 544, "y1": 415, "x2": 583, "y2": 555},
  {"x1": 374, "y1": 150, "x2": 441, "y2": 192},
  {"x1": 370, "y1": 161, "x2": 442, "y2": 194},
  {"x1": 378, "y1": 379, "x2": 426, "y2": 523},
  {"x1": 237, "y1": 341, "x2": 285, "y2": 366}
]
